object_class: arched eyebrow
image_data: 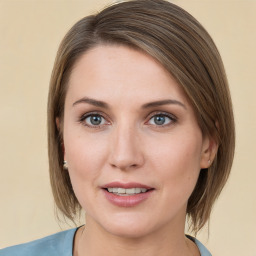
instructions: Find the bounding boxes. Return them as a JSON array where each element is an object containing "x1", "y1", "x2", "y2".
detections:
[
  {"x1": 73, "y1": 97, "x2": 186, "y2": 110},
  {"x1": 142, "y1": 99, "x2": 186, "y2": 109},
  {"x1": 73, "y1": 97, "x2": 109, "y2": 109}
]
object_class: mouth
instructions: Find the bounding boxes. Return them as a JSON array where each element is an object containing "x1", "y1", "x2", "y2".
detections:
[
  {"x1": 104, "y1": 187, "x2": 153, "y2": 196},
  {"x1": 101, "y1": 182, "x2": 155, "y2": 207}
]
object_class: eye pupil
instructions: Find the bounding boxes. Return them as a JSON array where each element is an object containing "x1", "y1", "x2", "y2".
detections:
[
  {"x1": 154, "y1": 115, "x2": 165, "y2": 125},
  {"x1": 90, "y1": 115, "x2": 102, "y2": 125}
]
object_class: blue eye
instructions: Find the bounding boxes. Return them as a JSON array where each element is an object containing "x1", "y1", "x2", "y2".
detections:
[
  {"x1": 89, "y1": 115, "x2": 102, "y2": 125},
  {"x1": 148, "y1": 114, "x2": 173, "y2": 126},
  {"x1": 81, "y1": 114, "x2": 108, "y2": 127}
]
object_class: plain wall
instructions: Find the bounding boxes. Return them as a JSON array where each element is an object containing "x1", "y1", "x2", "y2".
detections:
[{"x1": 0, "y1": 0, "x2": 255, "y2": 255}]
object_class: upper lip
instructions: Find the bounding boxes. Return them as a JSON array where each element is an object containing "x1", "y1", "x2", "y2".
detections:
[{"x1": 102, "y1": 181, "x2": 153, "y2": 189}]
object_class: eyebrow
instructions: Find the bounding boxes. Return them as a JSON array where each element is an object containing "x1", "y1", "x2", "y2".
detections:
[
  {"x1": 73, "y1": 97, "x2": 186, "y2": 109},
  {"x1": 142, "y1": 99, "x2": 186, "y2": 109},
  {"x1": 73, "y1": 97, "x2": 109, "y2": 109}
]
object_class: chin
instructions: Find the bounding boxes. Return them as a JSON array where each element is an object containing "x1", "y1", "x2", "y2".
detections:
[
  {"x1": 107, "y1": 225, "x2": 152, "y2": 239},
  {"x1": 99, "y1": 214, "x2": 157, "y2": 239}
]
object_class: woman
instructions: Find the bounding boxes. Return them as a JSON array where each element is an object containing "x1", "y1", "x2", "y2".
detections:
[{"x1": 0, "y1": 0, "x2": 235, "y2": 255}]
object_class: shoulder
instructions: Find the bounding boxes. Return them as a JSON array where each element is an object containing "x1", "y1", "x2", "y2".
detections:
[
  {"x1": 186, "y1": 235, "x2": 212, "y2": 256},
  {"x1": 0, "y1": 228, "x2": 77, "y2": 256}
]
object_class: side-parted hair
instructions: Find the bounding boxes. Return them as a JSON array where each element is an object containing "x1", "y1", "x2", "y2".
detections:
[{"x1": 47, "y1": 0, "x2": 235, "y2": 234}]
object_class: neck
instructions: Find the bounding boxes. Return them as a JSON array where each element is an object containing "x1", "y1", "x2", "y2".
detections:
[{"x1": 74, "y1": 216, "x2": 199, "y2": 256}]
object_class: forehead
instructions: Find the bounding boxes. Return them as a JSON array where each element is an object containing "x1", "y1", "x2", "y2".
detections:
[{"x1": 66, "y1": 45, "x2": 189, "y2": 107}]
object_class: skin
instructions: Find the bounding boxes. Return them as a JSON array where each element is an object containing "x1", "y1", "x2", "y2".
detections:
[{"x1": 61, "y1": 45, "x2": 217, "y2": 256}]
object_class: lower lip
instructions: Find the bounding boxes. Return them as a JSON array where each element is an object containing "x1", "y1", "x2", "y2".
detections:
[{"x1": 102, "y1": 189, "x2": 154, "y2": 207}]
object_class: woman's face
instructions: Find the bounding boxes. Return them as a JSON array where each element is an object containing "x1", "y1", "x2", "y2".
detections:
[{"x1": 63, "y1": 45, "x2": 211, "y2": 238}]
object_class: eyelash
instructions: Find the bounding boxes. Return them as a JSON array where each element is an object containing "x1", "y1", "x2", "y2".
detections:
[
  {"x1": 146, "y1": 111, "x2": 177, "y2": 127},
  {"x1": 79, "y1": 112, "x2": 110, "y2": 129},
  {"x1": 78, "y1": 111, "x2": 177, "y2": 129}
]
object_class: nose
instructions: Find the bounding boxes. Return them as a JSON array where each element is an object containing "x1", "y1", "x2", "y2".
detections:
[{"x1": 108, "y1": 124, "x2": 144, "y2": 171}]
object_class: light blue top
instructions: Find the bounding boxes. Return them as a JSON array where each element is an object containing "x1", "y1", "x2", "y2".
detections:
[{"x1": 0, "y1": 228, "x2": 212, "y2": 256}]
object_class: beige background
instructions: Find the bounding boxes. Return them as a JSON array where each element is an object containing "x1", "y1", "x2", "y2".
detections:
[{"x1": 0, "y1": 0, "x2": 255, "y2": 255}]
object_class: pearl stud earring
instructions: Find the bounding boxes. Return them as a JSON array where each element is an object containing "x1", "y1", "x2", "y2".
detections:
[{"x1": 63, "y1": 160, "x2": 68, "y2": 170}]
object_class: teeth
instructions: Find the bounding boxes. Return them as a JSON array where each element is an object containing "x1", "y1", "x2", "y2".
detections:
[
  {"x1": 117, "y1": 188, "x2": 126, "y2": 194},
  {"x1": 107, "y1": 187, "x2": 149, "y2": 195},
  {"x1": 126, "y1": 188, "x2": 135, "y2": 194},
  {"x1": 135, "y1": 188, "x2": 140, "y2": 193}
]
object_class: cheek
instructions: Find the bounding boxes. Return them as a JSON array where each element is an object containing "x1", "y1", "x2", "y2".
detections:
[
  {"x1": 149, "y1": 132, "x2": 203, "y2": 194},
  {"x1": 64, "y1": 126, "x2": 108, "y2": 169},
  {"x1": 63, "y1": 130, "x2": 108, "y2": 199}
]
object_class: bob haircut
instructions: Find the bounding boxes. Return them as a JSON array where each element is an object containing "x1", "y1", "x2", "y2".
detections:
[{"x1": 48, "y1": 0, "x2": 235, "y2": 234}]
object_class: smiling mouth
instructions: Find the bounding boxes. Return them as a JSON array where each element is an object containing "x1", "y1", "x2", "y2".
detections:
[
  {"x1": 102, "y1": 183, "x2": 155, "y2": 207},
  {"x1": 104, "y1": 187, "x2": 151, "y2": 196}
]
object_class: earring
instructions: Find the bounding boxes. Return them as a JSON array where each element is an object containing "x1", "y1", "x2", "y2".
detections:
[{"x1": 63, "y1": 160, "x2": 68, "y2": 170}]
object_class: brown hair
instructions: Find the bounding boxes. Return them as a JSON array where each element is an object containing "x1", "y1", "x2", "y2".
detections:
[{"x1": 48, "y1": 0, "x2": 235, "y2": 233}]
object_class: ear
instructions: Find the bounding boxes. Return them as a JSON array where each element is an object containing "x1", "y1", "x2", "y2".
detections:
[
  {"x1": 200, "y1": 135, "x2": 218, "y2": 169},
  {"x1": 56, "y1": 117, "x2": 65, "y2": 156}
]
